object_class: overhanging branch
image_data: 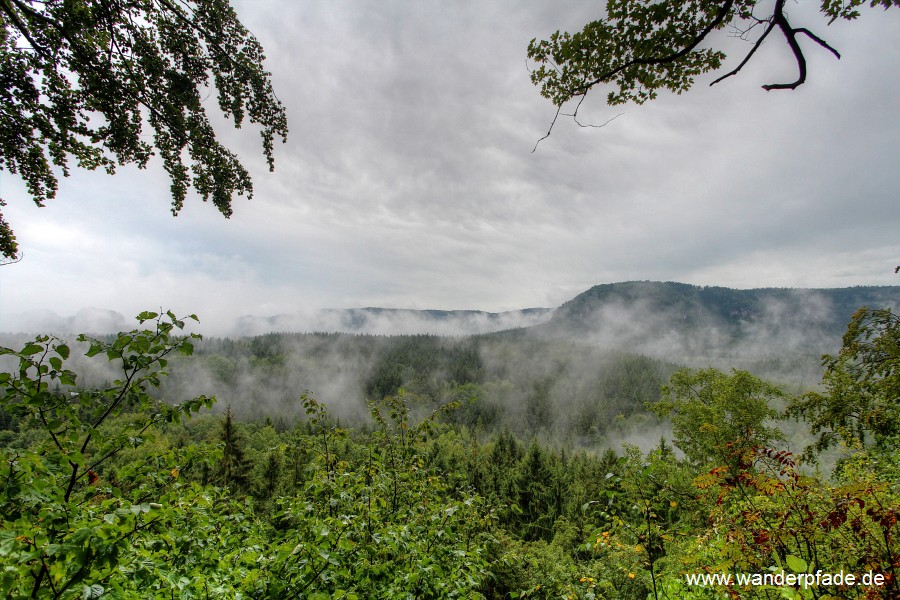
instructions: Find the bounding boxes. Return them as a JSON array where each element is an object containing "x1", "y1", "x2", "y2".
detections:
[
  {"x1": 761, "y1": 0, "x2": 840, "y2": 91},
  {"x1": 710, "y1": 17, "x2": 776, "y2": 86},
  {"x1": 569, "y1": 0, "x2": 735, "y2": 98},
  {"x1": 0, "y1": 0, "x2": 51, "y2": 58}
]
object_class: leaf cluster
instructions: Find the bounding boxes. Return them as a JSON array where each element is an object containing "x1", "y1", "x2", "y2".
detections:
[
  {"x1": 0, "y1": 310, "x2": 213, "y2": 598},
  {"x1": 789, "y1": 307, "x2": 900, "y2": 459},
  {"x1": 527, "y1": 0, "x2": 743, "y2": 107},
  {"x1": 0, "y1": 0, "x2": 288, "y2": 258}
]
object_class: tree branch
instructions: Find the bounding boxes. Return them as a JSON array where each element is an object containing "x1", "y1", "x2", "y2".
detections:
[
  {"x1": 531, "y1": 103, "x2": 564, "y2": 153},
  {"x1": 795, "y1": 27, "x2": 841, "y2": 59},
  {"x1": 569, "y1": 0, "x2": 735, "y2": 97},
  {"x1": 0, "y1": 0, "x2": 51, "y2": 58},
  {"x1": 710, "y1": 17, "x2": 776, "y2": 86},
  {"x1": 534, "y1": 1, "x2": 734, "y2": 147},
  {"x1": 760, "y1": 0, "x2": 840, "y2": 91},
  {"x1": 762, "y1": 9, "x2": 806, "y2": 91}
]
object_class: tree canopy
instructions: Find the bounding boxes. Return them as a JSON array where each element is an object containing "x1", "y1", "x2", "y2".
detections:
[
  {"x1": 789, "y1": 307, "x2": 900, "y2": 458},
  {"x1": 0, "y1": 0, "x2": 288, "y2": 259},
  {"x1": 527, "y1": 0, "x2": 897, "y2": 144},
  {"x1": 3, "y1": 309, "x2": 898, "y2": 598}
]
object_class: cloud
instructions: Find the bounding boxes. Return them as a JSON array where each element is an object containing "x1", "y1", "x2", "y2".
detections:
[
  {"x1": 1, "y1": 1, "x2": 898, "y2": 333},
  {"x1": 232, "y1": 307, "x2": 553, "y2": 337}
]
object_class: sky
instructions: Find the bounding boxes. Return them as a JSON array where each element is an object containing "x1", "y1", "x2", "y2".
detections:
[{"x1": 2, "y1": 0, "x2": 899, "y2": 336}]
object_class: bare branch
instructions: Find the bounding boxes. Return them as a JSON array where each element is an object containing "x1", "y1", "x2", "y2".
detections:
[
  {"x1": 727, "y1": 20, "x2": 758, "y2": 40},
  {"x1": 570, "y1": 112, "x2": 624, "y2": 129},
  {"x1": 562, "y1": 94, "x2": 624, "y2": 129},
  {"x1": 762, "y1": 1, "x2": 809, "y2": 91},
  {"x1": 757, "y1": 1, "x2": 840, "y2": 91},
  {"x1": 532, "y1": 102, "x2": 565, "y2": 153},
  {"x1": 710, "y1": 18, "x2": 776, "y2": 86},
  {"x1": 795, "y1": 27, "x2": 841, "y2": 60},
  {"x1": 0, "y1": 250, "x2": 23, "y2": 266}
]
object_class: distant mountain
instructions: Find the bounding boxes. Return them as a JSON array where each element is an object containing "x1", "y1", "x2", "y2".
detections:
[
  {"x1": 231, "y1": 306, "x2": 554, "y2": 337},
  {"x1": 5, "y1": 283, "x2": 898, "y2": 353},
  {"x1": 533, "y1": 281, "x2": 900, "y2": 363}
]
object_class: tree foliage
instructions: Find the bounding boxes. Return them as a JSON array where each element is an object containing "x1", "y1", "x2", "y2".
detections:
[
  {"x1": 0, "y1": 0, "x2": 288, "y2": 259},
  {"x1": 789, "y1": 307, "x2": 900, "y2": 458},
  {"x1": 651, "y1": 367, "x2": 784, "y2": 467},
  {"x1": 0, "y1": 311, "x2": 213, "y2": 598},
  {"x1": 527, "y1": 0, "x2": 897, "y2": 144}
]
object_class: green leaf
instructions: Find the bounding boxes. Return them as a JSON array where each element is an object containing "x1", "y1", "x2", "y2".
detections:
[
  {"x1": 785, "y1": 554, "x2": 808, "y2": 573},
  {"x1": 0, "y1": 531, "x2": 17, "y2": 556},
  {"x1": 22, "y1": 343, "x2": 43, "y2": 356}
]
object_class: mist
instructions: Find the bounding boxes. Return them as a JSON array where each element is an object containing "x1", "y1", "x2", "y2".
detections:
[
  {"x1": 2, "y1": 306, "x2": 553, "y2": 338},
  {"x1": 3, "y1": 282, "x2": 897, "y2": 454}
]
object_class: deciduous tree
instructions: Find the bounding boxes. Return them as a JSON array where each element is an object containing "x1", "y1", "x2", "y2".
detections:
[
  {"x1": 0, "y1": 0, "x2": 288, "y2": 259},
  {"x1": 651, "y1": 367, "x2": 784, "y2": 467},
  {"x1": 789, "y1": 307, "x2": 900, "y2": 459}
]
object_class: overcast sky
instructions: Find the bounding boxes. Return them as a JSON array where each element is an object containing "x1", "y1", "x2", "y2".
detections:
[{"x1": 2, "y1": 0, "x2": 899, "y2": 335}]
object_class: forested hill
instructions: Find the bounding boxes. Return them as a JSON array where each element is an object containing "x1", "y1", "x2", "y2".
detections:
[
  {"x1": 533, "y1": 281, "x2": 900, "y2": 362},
  {"x1": 7, "y1": 283, "x2": 897, "y2": 343},
  {"x1": 232, "y1": 306, "x2": 554, "y2": 337},
  {"x1": 234, "y1": 282, "x2": 899, "y2": 345}
]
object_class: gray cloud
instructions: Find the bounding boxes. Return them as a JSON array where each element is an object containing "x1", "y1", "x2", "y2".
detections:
[{"x1": 1, "y1": 1, "x2": 898, "y2": 333}]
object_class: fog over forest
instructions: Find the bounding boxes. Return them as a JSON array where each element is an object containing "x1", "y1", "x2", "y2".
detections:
[{"x1": 6, "y1": 282, "x2": 895, "y2": 454}]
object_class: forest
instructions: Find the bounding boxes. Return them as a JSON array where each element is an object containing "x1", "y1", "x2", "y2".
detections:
[
  {"x1": 1, "y1": 302, "x2": 898, "y2": 599},
  {"x1": 2, "y1": 0, "x2": 898, "y2": 598}
]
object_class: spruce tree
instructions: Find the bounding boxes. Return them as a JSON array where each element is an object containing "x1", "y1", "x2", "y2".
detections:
[{"x1": 220, "y1": 405, "x2": 250, "y2": 493}]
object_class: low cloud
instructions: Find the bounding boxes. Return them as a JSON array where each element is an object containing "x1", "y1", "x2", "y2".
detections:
[
  {"x1": 4, "y1": 306, "x2": 554, "y2": 338},
  {"x1": 232, "y1": 307, "x2": 553, "y2": 337}
]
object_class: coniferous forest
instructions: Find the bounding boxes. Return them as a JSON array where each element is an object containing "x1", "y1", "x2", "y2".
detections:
[{"x1": 1, "y1": 300, "x2": 898, "y2": 599}]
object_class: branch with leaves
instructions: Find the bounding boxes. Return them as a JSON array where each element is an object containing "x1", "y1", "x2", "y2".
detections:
[
  {"x1": 527, "y1": 0, "x2": 897, "y2": 147},
  {"x1": 0, "y1": 0, "x2": 288, "y2": 259},
  {"x1": 0, "y1": 310, "x2": 214, "y2": 598}
]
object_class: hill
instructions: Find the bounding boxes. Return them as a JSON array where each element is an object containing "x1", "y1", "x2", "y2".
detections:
[
  {"x1": 232, "y1": 306, "x2": 554, "y2": 337},
  {"x1": 532, "y1": 281, "x2": 900, "y2": 365}
]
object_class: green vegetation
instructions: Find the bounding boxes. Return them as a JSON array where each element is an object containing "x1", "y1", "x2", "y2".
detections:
[
  {"x1": 2, "y1": 0, "x2": 896, "y2": 595},
  {"x1": 0, "y1": 0, "x2": 289, "y2": 259},
  {"x1": 2, "y1": 307, "x2": 898, "y2": 598},
  {"x1": 527, "y1": 0, "x2": 897, "y2": 143}
]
